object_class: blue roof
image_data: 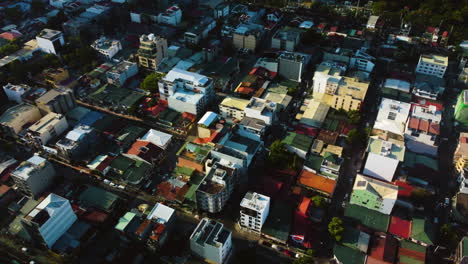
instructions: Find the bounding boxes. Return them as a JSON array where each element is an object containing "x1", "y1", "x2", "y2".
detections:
[
  {"x1": 198, "y1": 111, "x2": 218, "y2": 126},
  {"x1": 78, "y1": 111, "x2": 104, "y2": 126}
]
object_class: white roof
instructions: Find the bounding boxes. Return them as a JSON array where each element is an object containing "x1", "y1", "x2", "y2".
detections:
[
  {"x1": 28, "y1": 193, "x2": 68, "y2": 221},
  {"x1": 164, "y1": 68, "x2": 209, "y2": 86},
  {"x1": 147, "y1": 203, "x2": 175, "y2": 223},
  {"x1": 66, "y1": 126, "x2": 90, "y2": 141},
  {"x1": 363, "y1": 153, "x2": 399, "y2": 182},
  {"x1": 299, "y1": 21, "x2": 314, "y2": 29},
  {"x1": 373, "y1": 98, "x2": 411, "y2": 136},
  {"x1": 240, "y1": 192, "x2": 270, "y2": 213},
  {"x1": 141, "y1": 129, "x2": 172, "y2": 148},
  {"x1": 198, "y1": 111, "x2": 218, "y2": 126},
  {"x1": 28, "y1": 155, "x2": 46, "y2": 166},
  {"x1": 384, "y1": 79, "x2": 410, "y2": 93}
]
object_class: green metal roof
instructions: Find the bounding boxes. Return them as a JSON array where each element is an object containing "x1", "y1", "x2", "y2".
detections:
[
  {"x1": 110, "y1": 155, "x2": 134, "y2": 173},
  {"x1": 175, "y1": 166, "x2": 195, "y2": 177},
  {"x1": 463, "y1": 237, "x2": 468, "y2": 257},
  {"x1": 410, "y1": 217, "x2": 435, "y2": 245},
  {"x1": 400, "y1": 240, "x2": 426, "y2": 253},
  {"x1": 304, "y1": 154, "x2": 323, "y2": 171},
  {"x1": 123, "y1": 160, "x2": 151, "y2": 184},
  {"x1": 115, "y1": 212, "x2": 136, "y2": 231},
  {"x1": 367, "y1": 137, "x2": 405, "y2": 161},
  {"x1": 261, "y1": 201, "x2": 293, "y2": 243},
  {"x1": 282, "y1": 132, "x2": 313, "y2": 152},
  {"x1": 404, "y1": 151, "x2": 439, "y2": 171},
  {"x1": 399, "y1": 255, "x2": 424, "y2": 264},
  {"x1": 333, "y1": 244, "x2": 366, "y2": 264},
  {"x1": 344, "y1": 204, "x2": 390, "y2": 232},
  {"x1": 341, "y1": 227, "x2": 370, "y2": 253},
  {"x1": 79, "y1": 186, "x2": 119, "y2": 211}
]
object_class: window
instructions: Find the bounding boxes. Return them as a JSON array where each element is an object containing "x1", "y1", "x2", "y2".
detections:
[{"x1": 388, "y1": 112, "x2": 397, "y2": 120}]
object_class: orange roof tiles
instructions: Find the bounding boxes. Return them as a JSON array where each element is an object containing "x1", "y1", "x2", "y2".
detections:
[
  {"x1": 428, "y1": 123, "x2": 440, "y2": 135},
  {"x1": 419, "y1": 120, "x2": 429, "y2": 132},
  {"x1": 297, "y1": 170, "x2": 336, "y2": 195},
  {"x1": 298, "y1": 197, "x2": 310, "y2": 217},
  {"x1": 408, "y1": 118, "x2": 420, "y2": 130}
]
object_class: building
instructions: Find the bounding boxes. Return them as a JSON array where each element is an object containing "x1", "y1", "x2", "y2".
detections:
[
  {"x1": 381, "y1": 78, "x2": 411, "y2": 102},
  {"x1": 278, "y1": 52, "x2": 311, "y2": 82},
  {"x1": 415, "y1": 54, "x2": 448, "y2": 78},
  {"x1": 238, "y1": 117, "x2": 266, "y2": 141},
  {"x1": 26, "y1": 112, "x2": 69, "y2": 147},
  {"x1": 405, "y1": 103, "x2": 441, "y2": 157},
  {"x1": 196, "y1": 160, "x2": 239, "y2": 213},
  {"x1": 323, "y1": 49, "x2": 375, "y2": 73},
  {"x1": 184, "y1": 17, "x2": 216, "y2": 46},
  {"x1": 138, "y1": 34, "x2": 168, "y2": 71},
  {"x1": 177, "y1": 142, "x2": 213, "y2": 173},
  {"x1": 91, "y1": 36, "x2": 122, "y2": 59},
  {"x1": 297, "y1": 169, "x2": 337, "y2": 197},
  {"x1": 372, "y1": 98, "x2": 411, "y2": 140},
  {"x1": 190, "y1": 218, "x2": 232, "y2": 264},
  {"x1": 158, "y1": 5, "x2": 182, "y2": 26},
  {"x1": 413, "y1": 73, "x2": 445, "y2": 100},
  {"x1": 145, "y1": 203, "x2": 175, "y2": 249},
  {"x1": 3, "y1": 83, "x2": 30, "y2": 103},
  {"x1": 363, "y1": 137, "x2": 405, "y2": 182},
  {"x1": 454, "y1": 133, "x2": 468, "y2": 173},
  {"x1": 124, "y1": 141, "x2": 164, "y2": 166},
  {"x1": 350, "y1": 174, "x2": 398, "y2": 215},
  {"x1": 106, "y1": 61, "x2": 138, "y2": 86},
  {"x1": 159, "y1": 68, "x2": 214, "y2": 116},
  {"x1": 297, "y1": 99, "x2": 330, "y2": 128},
  {"x1": 55, "y1": 125, "x2": 94, "y2": 161},
  {"x1": 282, "y1": 132, "x2": 314, "y2": 159},
  {"x1": 36, "y1": 29, "x2": 64, "y2": 55},
  {"x1": 455, "y1": 90, "x2": 468, "y2": 126},
  {"x1": 244, "y1": 97, "x2": 277, "y2": 125},
  {"x1": 0, "y1": 104, "x2": 42, "y2": 138},
  {"x1": 11, "y1": 155, "x2": 56, "y2": 198},
  {"x1": 21, "y1": 193, "x2": 77, "y2": 248},
  {"x1": 232, "y1": 24, "x2": 263, "y2": 51},
  {"x1": 271, "y1": 29, "x2": 300, "y2": 51},
  {"x1": 139, "y1": 129, "x2": 172, "y2": 150},
  {"x1": 366, "y1": 16, "x2": 380, "y2": 29},
  {"x1": 43, "y1": 68, "x2": 70, "y2": 88},
  {"x1": 35, "y1": 88, "x2": 76, "y2": 114},
  {"x1": 455, "y1": 237, "x2": 468, "y2": 264},
  {"x1": 219, "y1": 97, "x2": 249, "y2": 121},
  {"x1": 239, "y1": 192, "x2": 270, "y2": 232}
]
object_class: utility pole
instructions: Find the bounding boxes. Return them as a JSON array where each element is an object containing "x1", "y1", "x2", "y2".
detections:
[{"x1": 355, "y1": 0, "x2": 361, "y2": 18}]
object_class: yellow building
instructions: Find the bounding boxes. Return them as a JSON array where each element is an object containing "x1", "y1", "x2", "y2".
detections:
[
  {"x1": 454, "y1": 133, "x2": 468, "y2": 173},
  {"x1": 219, "y1": 97, "x2": 250, "y2": 121},
  {"x1": 232, "y1": 26, "x2": 262, "y2": 51},
  {"x1": 43, "y1": 68, "x2": 69, "y2": 88},
  {"x1": 314, "y1": 76, "x2": 369, "y2": 111},
  {"x1": 138, "y1": 34, "x2": 168, "y2": 71}
]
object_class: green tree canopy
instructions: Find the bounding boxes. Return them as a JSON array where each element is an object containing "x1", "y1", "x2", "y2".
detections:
[
  {"x1": 328, "y1": 217, "x2": 345, "y2": 241},
  {"x1": 293, "y1": 249, "x2": 314, "y2": 264},
  {"x1": 141, "y1": 73, "x2": 164, "y2": 93},
  {"x1": 311, "y1": 195, "x2": 326, "y2": 208}
]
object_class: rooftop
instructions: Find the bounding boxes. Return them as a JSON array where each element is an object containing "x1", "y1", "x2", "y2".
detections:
[
  {"x1": 367, "y1": 136, "x2": 405, "y2": 161},
  {"x1": 420, "y1": 54, "x2": 448, "y2": 66},
  {"x1": 220, "y1": 97, "x2": 250, "y2": 110},
  {"x1": 164, "y1": 68, "x2": 210, "y2": 87},
  {"x1": 373, "y1": 98, "x2": 411, "y2": 136},
  {"x1": 333, "y1": 244, "x2": 366, "y2": 264},
  {"x1": 297, "y1": 169, "x2": 336, "y2": 195},
  {"x1": 384, "y1": 78, "x2": 411, "y2": 93},
  {"x1": 240, "y1": 192, "x2": 270, "y2": 212},
  {"x1": 177, "y1": 142, "x2": 212, "y2": 163},
  {"x1": 190, "y1": 218, "x2": 231, "y2": 247},
  {"x1": 261, "y1": 201, "x2": 293, "y2": 243},
  {"x1": 78, "y1": 186, "x2": 118, "y2": 211},
  {"x1": 239, "y1": 116, "x2": 266, "y2": 130},
  {"x1": 147, "y1": 203, "x2": 175, "y2": 223},
  {"x1": 353, "y1": 174, "x2": 399, "y2": 199},
  {"x1": 282, "y1": 132, "x2": 313, "y2": 152},
  {"x1": 28, "y1": 112, "x2": 65, "y2": 134},
  {"x1": 411, "y1": 217, "x2": 435, "y2": 245},
  {"x1": 37, "y1": 28, "x2": 62, "y2": 40},
  {"x1": 115, "y1": 212, "x2": 136, "y2": 232},
  {"x1": 198, "y1": 111, "x2": 218, "y2": 127},
  {"x1": 12, "y1": 155, "x2": 48, "y2": 180},
  {"x1": 344, "y1": 204, "x2": 390, "y2": 232},
  {"x1": 0, "y1": 103, "x2": 39, "y2": 124},
  {"x1": 24, "y1": 193, "x2": 69, "y2": 227},
  {"x1": 341, "y1": 227, "x2": 370, "y2": 253}
]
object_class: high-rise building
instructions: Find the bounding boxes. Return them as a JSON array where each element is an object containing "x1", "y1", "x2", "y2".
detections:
[
  {"x1": 455, "y1": 90, "x2": 468, "y2": 126},
  {"x1": 278, "y1": 52, "x2": 310, "y2": 82},
  {"x1": 138, "y1": 34, "x2": 168, "y2": 71},
  {"x1": 36, "y1": 29, "x2": 64, "y2": 55},
  {"x1": 239, "y1": 192, "x2": 270, "y2": 232},
  {"x1": 35, "y1": 88, "x2": 76, "y2": 114},
  {"x1": 11, "y1": 155, "x2": 56, "y2": 198},
  {"x1": 415, "y1": 54, "x2": 448, "y2": 78},
  {"x1": 190, "y1": 218, "x2": 233, "y2": 264},
  {"x1": 21, "y1": 193, "x2": 77, "y2": 248}
]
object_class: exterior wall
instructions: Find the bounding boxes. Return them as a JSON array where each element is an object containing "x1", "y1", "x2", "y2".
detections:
[
  {"x1": 416, "y1": 58, "x2": 447, "y2": 78},
  {"x1": 331, "y1": 94, "x2": 361, "y2": 111},
  {"x1": 219, "y1": 105, "x2": 245, "y2": 121},
  {"x1": 278, "y1": 58, "x2": 303, "y2": 82},
  {"x1": 12, "y1": 161, "x2": 56, "y2": 198},
  {"x1": 237, "y1": 125, "x2": 263, "y2": 141},
  {"x1": 38, "y1": 200, "x2": 77, "y2": 247},
  {"x1": 36, "y1": 35, "x2": 64, "y2": 55}
]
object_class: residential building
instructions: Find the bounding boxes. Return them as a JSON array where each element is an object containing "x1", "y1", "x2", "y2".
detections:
[
  {"x1": 413, "y1": 73, "x2": 445, "y2": 100},
  {"x1": 372, "y1": 98, "x2": 411, "y2": 140},
  {"x1": 455, "y1": 90, "x2": 468, "y2": 126},
  {"x1": 366, "y1": 16, "x2": 380, "y2": 29},
  {"x1": 0, "y1": 104, "x2": 42, "y2": 138},
  {"x1": 238, "y1": 117, "x2": 266, "y2": 141},
  {"x1": 320, "y1": 152, "x2": 343, "y2": 178},
  {"x1": 405, "y1": 103, "x2": 441, "y2": 157},
  {"x1": 139, "y1": 129, "x2": 172, "y2": 150},
  {"x1": 158, "y1": 5, "x2": 182, "y2": 26},
  {"x1": 278, "y1": 52, "x2": 311, "y2": 82},
  {"x1": 282, "y1": 132, "x2": 313, "y2": 159},
  {"x1": 271, "y1": 29, "x2": 300, "y2": 51},
  {"x1": 350, "y1": 174, "x2": 398, "y2": 215},
  {"x1": 106, "y1": 61, "x2": 138, "y2": 86},
  {"x1": 36, "y1": 29, "x2": 64, "y2": 55},
  {"x1": 108, "y1": 155, "x2": 152, "y2": 185},
  {"x1": 26, "y1": 112, "x2": 69, "y2": 147},
  {"x1": 455, "y1": 237, "x2": 468, "y2": 264},
  {"x1": 3, "y1": 83, "x2": 30, "y2": 103},
  {"x1": 177, "y1": 142, "x2": 213, "y2": 173},
  {"x1": 297, "y1": 99, "x2": 330, "y2": 128},
  {"x1": 415, "y1": 54, "x2": 448, "y2": 78},
  {"x1": 159, "y1": 68, "x2": 214, "y2": 116},
  {"x1": 297, "y1": 169, "x2": 337, "y2": 197},
  {"x1": 381, "y1": 78, "x2": 411, "y2": 102},
  {"x1": 138, "y1": 34, "x2": 168, "y2": 71},
  {"x1": 232, "y1": 24, "x2": 263, "y2": 51},
  {"x1": 190, "y1": 218, "x2": 232, "y2": 264},
  {"x1": 91, "y1": 36, "x2": 122, "y2": 59},
  {"x1": 212, "y1": 133, "x2": 262, "y2": 170},
  {"x1": 35, "y1": 88, "x2": 76, "y2": 114},
  {"x1": 43, "y1": 68, "x2": 70, "y2": 88},
  {"x1": 244, "y1": 97, "x2": 277, "y2": 125},
  {"x1": 196, "y1": 160, "x2": 239, "y2": 213},
  {"x1": 323, "y1": 48, "x2": 375, "y2": 73},
  {"x1": 55, "y1": 125, "x2": 94, "y2": 161},
  {"x1": 239, "y1": 192, "x2": 270, "y2": 233},
  {"x1": 11, "y1": 155, "x2": 56, "y2": 198},
  {"x1": 49, "y1": 0, "x2": 73, "y2": 9},
  {"x1": 214, "y1": 3, "x2": 230, "y2": 19},
  {"x1": 454, "y1": 133, "x2": 468, "y2": 173},
  {"x1": 363, "y1": 137, "x2": 405, "y2": 182},
  {"x1": 145, "y1": 203, "x2": 175, "y2": 249},
  {"x1": 124, "y1": 141, "x2": 164, "y2": 166},
  {"x1": 184, "y1": 17, "x2": 216, "y2": 45},
  {"x1": 197, "y1": 111, "x2": 220, "y2": 139},
  {"x1": 219, "y1": 97, "x2": 249, "y2": 121},
  {"x1": 21, "y1": 193, "x2": 77, "y2": 248}
]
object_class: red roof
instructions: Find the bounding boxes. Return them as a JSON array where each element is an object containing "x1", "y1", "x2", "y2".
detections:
[
  {"x1": 367, "y1": 235, "x2": 398, "y2": 264},
  {"x1": 0, "y1": 31, "x2": 22, "y2": 41},
  {"x1": 428, "y1": 123, "x2": 440, "y2": 135},
  {"x1": 388, "y1": 216, "x2": 411, "y2": 239},
  {"x1": 408, "y1": 118, "x2": 420, "y2": 130},
  {"x1": 294, "y1": 124, "x2": 319, "y2": 137},
  {"x1": 127, "y1": 141, "x2": 163, "y2": 163},
  {"x1": 394, "y1": 180, "x2": 413, "y2": 198},
  {"x1": 330, "y1": 26, "x2": 338, "y2": 32},
  {"x1": 412, "y1": 98, "x2": 443, "y2": 111},
  {"x1": 442, "y1": 31, "x2": 449, "y2": 37},
  {"x1": 96, "y1": 156, "x2": 115, "y2": 172},
  {"x1": 82, "y1": 209, "x2": 109, "y2": 223},
  {"x1": 419, "y1": 120, "x2": 429, "y2": 132},
  {"x1": 0, "y1": 184, "x2": 11, "y2": 195},
  {"x1": 318, "y1": 23, "x2": 326, "y2": 29},
  {"x1": 297, "y1": 197, "x2": 311, "y2": 217},
  {"x1": 149, "y1": 223, "x2": 166, "y2": 241}
]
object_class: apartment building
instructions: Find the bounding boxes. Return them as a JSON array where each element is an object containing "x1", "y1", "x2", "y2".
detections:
[
  {"x1": 363, "y1": 136, "x2": 405, "y2": 182},
  {"x1": 21, "y1": 193, "x2": 77, "y2": 248},
  {"x1": 35, "y1": 88, "x2": 76, "y2": 114},
  {"x1": 55, "y1": 125, "x2": 94, "y2": 161},
  {"x1": 11, "y1": 155, "x2": 56, "y2": 198},
  {"x1": 26, "y1": 112, "x2": 69, "y2": 147},
  {"x1": 232, "y1": 24, "x2": 263, "y2": 51},
  {"x1": 138, "y1": 34, "x2": 168, "y2": 71},
  {"x1": 219, "y1": 97, "x2": 250, "y2": 121},
  {"x1": 0, "y1": 104, "x2": 42, "y2": 138},
  {"x1": 184, "y1": 17, "x2": 216, "y2": 46},
  {"x1": 455, "y1": 90, "x2": 468, "y2": 126},
  {"x1": 372, "y1": 98, "x2": 411, "y2": 140},
  {"x1": 350, "y1": 174, "x2": 398, "y2": 215},
  {"x1": 415, "y1": 54, "x2": 448, "y2": 78},
  {"x1": 36, "y1": 29, "x2": 64, "y2": 55},
  {"x1": 43, "y1": 68, "x2": 70, "y2": 88},
  {"x1": 158, "y1": 5, "x2": 182, "y2": 26},
  {"x1": 190, "y1": 218, "x2": 233, "y2": 264},
  {"x1": 3, "y1": 83, "x2": 30, "y2": 103},
  {"x1": 271, "y1": 29, "x2": 300, "y2": 51},
  {"x1": 244, "y1": 97, "x2": 277, "y2": 125},
  {"x1": 239, "y1": 192, "x2": 270, "y2": 232},
  {"x1": 454, "y1": 133, "x2": 468, "y2": 174},
  {"x1": 405, "y1": 103, "x2": 442, "y2": 157},
  {"x1": 278, "y1": 52, "x2": 311, "y2": 82},
  {"x1": 91, "y1": 36, "x2": 122, "y2": 59},
  {"x1": 106, "y1": 61, "x2": 138, "y2": 86}
]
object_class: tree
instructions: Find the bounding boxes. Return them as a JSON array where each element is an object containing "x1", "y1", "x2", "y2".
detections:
[
  {"x1": 141, "y1": 73, "x2": 164, "y2": 93},
  {"x1": 5, "y1": 7, "x2": 22, "y2": 22},
  {"x1": 293, "y1": 249, "x2": 314, "y2": 264},
  {"x1": 439, "y1": 224, "x2": 459, "y2": 249},
  {"x1": 268, "y1": 140, "x2": 290, "y2": 168},
  {"x1": 311, "y1": 195, "x2": 326, "y2": 208},
  {"x1": 302, "y1": 29, "x2": 326, "y2": 46},
  {"x1": 31, "y1": 0, "x2": 45, "y2": 14},
  {"x1": 410, "y1": 188, "x2": 432, "y2": 206},
  {"x1": 347, "y1": 110, "x2": 362, "y2": 125},
  {"x1": 328, "y1": 217, "x2": 344, "y2": 241}
]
